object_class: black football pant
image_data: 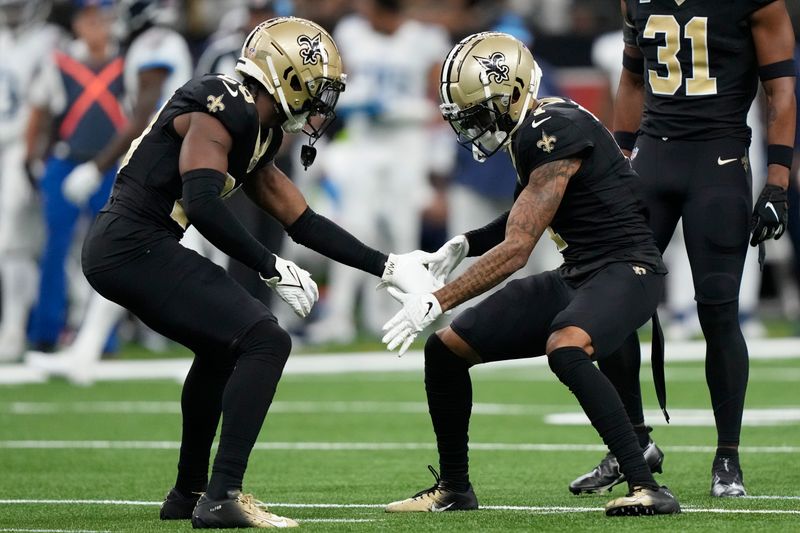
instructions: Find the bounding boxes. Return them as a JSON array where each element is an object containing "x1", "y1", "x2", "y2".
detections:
[
  {"x1": 601, "y1": 135, "x2": 751, "y2": 448},
  {"x1": 83, "y1": 213, "x2": 290, "y2": 498}
]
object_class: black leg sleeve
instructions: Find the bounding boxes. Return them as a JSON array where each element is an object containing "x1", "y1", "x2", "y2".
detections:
[
  {"x1": 549, "y1": 347, "x2": 657, "y2": 490},
  {"x1": 698, "y1": 301, "x2": 748, "y2": 448},
  {"x1": 206, "y1": 319, "x2": 292, "y2": 500},
  {"x1": 175, "y1": 353, "x2": 236, "y2": 495},
  {"x1": 425, "y1": 334, "x2": 473, "y2": 492},
  {"x1": 598, "y1": 333, "x2": 646, "y2": 430}
]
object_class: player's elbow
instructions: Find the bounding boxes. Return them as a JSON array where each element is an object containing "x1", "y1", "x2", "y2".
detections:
[{"x1": 504, "y1": 241, "x2": 534, "y2": 273}]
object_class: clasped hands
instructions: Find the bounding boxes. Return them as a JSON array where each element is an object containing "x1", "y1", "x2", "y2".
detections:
[{"x1": 380, "y1": 235, "x2": 469, "y2": 355}]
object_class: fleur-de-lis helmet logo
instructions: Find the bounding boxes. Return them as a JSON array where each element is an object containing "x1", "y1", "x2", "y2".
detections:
[
  {"x1": 297, "y1": 33, "x2": 323, "y2": 65},
  {"x1": 474, "y1": 52, "x2": 510, "y2": 84}
]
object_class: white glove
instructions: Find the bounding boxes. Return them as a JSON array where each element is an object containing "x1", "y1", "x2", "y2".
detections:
[
  {"x1": 426, "y1": 235, "x2": 469, "y2": 284},
  {"x1": 380, "y1": 252, "x2": 443, "y2": 293},
  {"x1": 261, "y1": 256, "x2": 319, "y2": 318},
  {"x1": 382, "y1": 288, "x2": 442, "y2": 356},
  {"x1": 63, "y1": 161, "x2": 102, "y2": 206}
]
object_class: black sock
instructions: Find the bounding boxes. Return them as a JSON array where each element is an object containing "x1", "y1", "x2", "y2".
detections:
[
  {"x1": 598, "y1": 333, "x2": 645, "y2": 427},
  {"x1": 175, "y1": 355, "x2": 236, "y2": 496},
  {"x1": 634, "y1": 425, "x2": 653, "y2": 449},
  {"x1": 715, "y1": 447, "x2": 739, "y2": 462},
  {"x1": 424, "y1": 334, "x2": 472, "y2": 492},
  {"x1": 206, "y1": 320, "x2": 291, "y2": 500},
  {"x1": 548, "y1": 346, "x2": 657, "y2": 491},
  {"x1": 698, "y1": 302, "x2": 748, "y2": 448}
]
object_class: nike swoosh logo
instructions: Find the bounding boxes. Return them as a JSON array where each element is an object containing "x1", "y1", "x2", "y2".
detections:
[
  {"x1": 531, "y1": 117, "x2": 551, "y2": 128},
  {"x1": 717, "y1": 156, "x2": 737, "y2": 166},
  {"x1": 284, "y1": 265, "x2": 304, "y2": 289},
  {"x1": 220, "y1": 79, "x2": 239, "y2": 98},
  {"x1": 765, "y1": 201, "x2": 779, "y2": 221},
  {"x1": 424, "y1": 302, "x2": 434, "y2": 318},
  {"x1": 431, "y1": 502, "x2": 454, "y2": 512}
]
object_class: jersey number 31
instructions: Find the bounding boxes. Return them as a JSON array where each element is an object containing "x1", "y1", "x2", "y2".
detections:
[{"x1": 644, "y1": 15, "x2": 717, "y2": 97}]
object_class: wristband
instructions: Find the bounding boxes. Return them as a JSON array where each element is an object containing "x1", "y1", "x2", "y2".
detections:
[
  {"x1": 767, "y1": 144, "x2": 793, "y2": 169},
  {"x1": 614, "y1": 131, "x2": 637, "y2": 152}
]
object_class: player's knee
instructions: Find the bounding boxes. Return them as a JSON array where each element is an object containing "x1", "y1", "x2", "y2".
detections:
[
  {"x1": 547, "y1": 346, "x2": 591, "y2": 382},
  {"x1": 546, "y1": 326, "x2": 593, "y2": 356},
  {"x1": 235, "y1": 319, "x2": 292, "y2": 366},
  {"x1": 431, "y1": 328, "x2": 482, "y2": 366},
  {"x1": 424, "y1": 331, "x2": 474, "y2": 370},
  {"x1": 695, "y1": 273, "x2": 740, "y2": 305},
  {"x1": 697, "y1": 300, "x2": 739, "y2": 332}
]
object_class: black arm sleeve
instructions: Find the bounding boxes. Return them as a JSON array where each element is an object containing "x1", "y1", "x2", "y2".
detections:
[
  {"x1": 182, "y1": 168, "x2": 277, "y2": 277},
  {"x1": 464, "y1": 210, "x2": 510, "y2": 257},
  {"x1": 286, "y1": 207, "x2": 388, "y2": 277}
]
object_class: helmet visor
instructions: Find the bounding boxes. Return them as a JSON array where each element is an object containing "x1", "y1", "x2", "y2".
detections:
[
  {"x1": 298, "y1": 76, "x2": 345, "y2": 142},
  {"x1": 441, "y1": 97, "x2": 508, "y2": 159}
]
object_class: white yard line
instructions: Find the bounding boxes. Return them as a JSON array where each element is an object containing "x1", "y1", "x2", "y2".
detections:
[
  {"x1": 1, "y1": 440, "x2": 798, "y2": 453},
  {"x1": 0, "y1": 530, "x2": 111, "y2": 533},
  {"x1": 0, "y1": 500, "x2": 797, "y2": 515},
  {"x1": 4, "y1": 338, "x2": 800, "y2": 385}
]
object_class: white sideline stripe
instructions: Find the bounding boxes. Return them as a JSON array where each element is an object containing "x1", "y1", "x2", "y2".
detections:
[
  {"x1": 1, "y1": 440, "x2": 798, "y2": 454},
  {"x1": 301, "y1": 519, "x2": 378, "y2": 523},
  {"x1": 743, "y1": 495, "x2": 800, "y2": 500},
  {"x1": 4, "y1": 337, "x2": 800, "y2": 385},
  {"x1": 546, "y1": 408, "x2": 800, "y2": 427},
  {"x1": 0, "y1": 500, "x2": 797, "y2": 516},
  {"x1": 0, "y1": 530, "x2": 111, "y2": 533}
]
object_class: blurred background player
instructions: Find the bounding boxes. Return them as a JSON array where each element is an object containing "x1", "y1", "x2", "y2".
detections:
[
  {"x1": 25, "y1": 0, "x2": 124, "y2": 354},
  {"x1": 304, "y1": 0, "x2": 451, "y2": 344},
  {"x1": 571, "y1": 0, "x2": 796, "y2": 498},
  {"x1": 26, "y1": 0, "x2": 192, "y2": 380},
  {"x1": 0, "y1": 0, "x2": 62, "y2": 362}
]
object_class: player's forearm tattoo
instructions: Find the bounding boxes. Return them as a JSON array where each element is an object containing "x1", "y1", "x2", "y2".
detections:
[{"x1": 435, "y1": 158, "x2": 581, "y2": 311}]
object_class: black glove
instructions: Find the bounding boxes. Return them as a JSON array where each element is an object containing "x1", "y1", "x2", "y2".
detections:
[{"x1": 750, "y1": 183, "x2": 788, "y2": 246}]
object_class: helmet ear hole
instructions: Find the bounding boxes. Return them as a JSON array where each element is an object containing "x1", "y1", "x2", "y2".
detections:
[
  {"x1": 289, "y1": 74, "x2": 302, "y2": 92},
  {"x1": 511, "y1": 86, "x2": 521, "y2": 105}
]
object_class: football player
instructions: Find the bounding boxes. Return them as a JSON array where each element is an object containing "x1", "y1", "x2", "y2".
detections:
[
  {"x1": 0, "y1": 0, "x2": 62, "y2": 361},
  {"x1": 80, "y1": 17, "x2": 438, "y2": 528},
  {"x1": 381, "y1": 32, "x2": 680, "y2": 516},
  {"x1": 571, "y1": 0, "x2": 796, "y2": 498}
]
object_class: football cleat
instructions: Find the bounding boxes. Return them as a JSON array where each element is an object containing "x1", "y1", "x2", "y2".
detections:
[
  {"x1": 710, "y1": 456, "x2": 747, "y2": 497},
  {"x1": 569, "y1": 439, "x2": 664, "y2": 495},
  {"x1": 191, "y1": 490, "x2": 298, "y2": 528},
  {"x1": 605, "y1": 485, "x2": 681, "y2": 516},
  {"x1": 385, "y1": 465, "x2": 479, "y2": 512},
  {"x1": 160, "y1": 487, "x2": 200, "y2": 520}
]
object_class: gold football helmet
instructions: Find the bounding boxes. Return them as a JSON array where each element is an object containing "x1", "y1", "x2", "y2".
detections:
[
  {"x1": 236, "y1": 16, "x2": 346, "y2": 142},
  {"x1": 439, "y1": 32, "x2": 541, "y2": 161}
]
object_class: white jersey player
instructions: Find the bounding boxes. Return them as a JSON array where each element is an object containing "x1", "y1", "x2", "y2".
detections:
[
  {"x1": 26, "y1": 0, "x2": 193, "y2": 381},
  {"x1": 0, "y1": 1, "x2": 62, "y2": 361},
  {"x1": 307, "y1": 0, "x2": 451, "y2": 343}
]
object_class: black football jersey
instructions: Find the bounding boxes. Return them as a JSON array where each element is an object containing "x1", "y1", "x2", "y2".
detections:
[
  {"x1": 510, "y1": 98, "x2": 666, "y2": 281},
  {"x1": 625, "y1": 0, "x2": 776, "y2": 140},
  {"x1": 105, "y1": 74, "x2": 283, "y2": 237}
]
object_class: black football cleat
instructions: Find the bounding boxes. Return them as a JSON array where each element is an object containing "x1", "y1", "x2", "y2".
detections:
[
  {"x1": 605, "y1": 485, "x2": 681, "y2": 516},
  {"x1": 385, "y1": 465, "x2": 479, "y2": 512},
  {"x1": 569, "y1": 439, "x2": 664, "y2": 495},
  {"x1": 191, "y1": 490, "x2": 298, "y2": 528},
  {"x1": 710, "y1": 456, "x2": 747, "y2": 497},
  {"x1": 160, "y1": 487, "x2": 201, "y2": 520}
]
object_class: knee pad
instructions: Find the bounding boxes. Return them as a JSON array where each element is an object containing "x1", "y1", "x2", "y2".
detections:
[
  {"x1": 695, "y1": 273, "x2": 741, "y2": 304},
  {"x1": 697, "y1": 301, "x2": 739, "y2": 333},
  {"x1": 234, "y1": 319, "x2": 292, "y2": 365}
]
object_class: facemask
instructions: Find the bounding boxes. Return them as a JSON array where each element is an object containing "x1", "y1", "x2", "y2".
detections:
[{"x1": 471, "y1": 129, "x2": 508, "y2": 162}]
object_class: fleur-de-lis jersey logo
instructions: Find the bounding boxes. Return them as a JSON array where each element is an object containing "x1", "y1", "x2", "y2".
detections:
[
  {"x1": 206, "y1": 94, "x2": 225, "y2": 113},
  {"x1": 474, "y1": 52, "x2": 510, "y2": 84},
  {"x1": 297, "y1": 33, "x2": 323, "y2": 65},
  {"x1": 536, "y1": 131, "x2": 557, "y2": 153}
]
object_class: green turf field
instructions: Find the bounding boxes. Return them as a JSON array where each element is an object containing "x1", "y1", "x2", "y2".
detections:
[{"x1": 1, "y1": 356, "x2": 799, "y2": 532}]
